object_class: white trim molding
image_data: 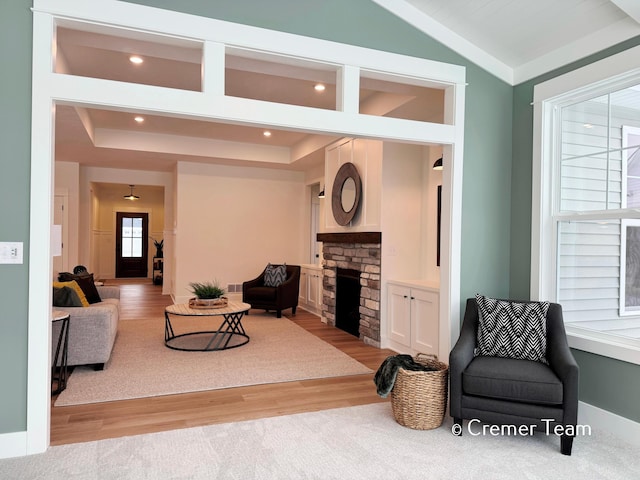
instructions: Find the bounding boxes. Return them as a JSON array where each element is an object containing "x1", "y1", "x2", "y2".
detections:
[
  {"x1": 569, "y1": 329, "x2": 640, "y2": 366},
  {"x1": 579, "y1": 401, "x2": 640, "y2": 448},
  {"x1": 0, "y1": 432, "x2": 28, "y2": 460},
  {"x1": 28, "y1": 0, "x2": 466, "y2": 455}
]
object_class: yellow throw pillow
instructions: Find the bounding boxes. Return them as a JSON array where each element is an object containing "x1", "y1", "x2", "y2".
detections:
[{"x1": 53, "y1": 280, "x2": 89, "y2": 307}]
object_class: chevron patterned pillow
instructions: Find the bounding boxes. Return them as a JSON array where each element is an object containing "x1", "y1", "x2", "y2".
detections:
[
  {"x1": 264, "y1": 263, "x2": 287, "y2": 287},
  {"x1": 475, "y1": 294, "x2": 550, "y2": 364}
]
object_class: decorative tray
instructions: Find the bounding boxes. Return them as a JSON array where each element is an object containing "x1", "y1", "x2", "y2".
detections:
[{"x1": 188, "y1": 297, "x2": 229, "y2": 309}]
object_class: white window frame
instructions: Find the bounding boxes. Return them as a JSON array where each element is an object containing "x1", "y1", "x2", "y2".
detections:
[{"x1": 532, "y1": 44, "x2": 640, "y2": 366}]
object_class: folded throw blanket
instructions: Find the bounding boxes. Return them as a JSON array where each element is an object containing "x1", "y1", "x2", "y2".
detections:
[{"x1": 374, "y1": 354, "x2": 436, "y2": 398}]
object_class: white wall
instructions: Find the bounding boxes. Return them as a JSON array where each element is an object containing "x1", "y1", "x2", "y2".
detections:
[
  {"x1": 174, "y1": 161, "x2": 306, "y2": 303},
  {"x1": 381, "y1": 142, "x2": 425, "y2": 282},
  {"x1": 422, "y1": 146, "x2": 443, "y2": 283},
  {"x1": 54, "y1": 161, "x2": 80, "y2": 269}
]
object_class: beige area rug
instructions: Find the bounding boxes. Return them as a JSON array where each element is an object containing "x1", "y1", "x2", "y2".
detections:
[{"x1": 54, "y1": 313, "x2": 372, "y2": 406}]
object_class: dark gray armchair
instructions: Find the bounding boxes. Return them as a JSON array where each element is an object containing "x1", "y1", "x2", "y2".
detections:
[
  {"x1": 242, "y1": 264, "x2": 300, "y2": 318},
  {"x1": 450, "y1": 298, "x2": 579, "y2": 455}
]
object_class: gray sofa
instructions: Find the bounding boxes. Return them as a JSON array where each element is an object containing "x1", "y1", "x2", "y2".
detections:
[{"x1": 52, "y1": 285, "x2": 120, "y2": 370}]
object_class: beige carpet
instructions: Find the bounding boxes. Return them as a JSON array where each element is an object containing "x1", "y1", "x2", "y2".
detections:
[
  {"x1": 6, "y1": 404, "x2": 640, "y2": 479},
  {"x1": 54, "y1": 313, "x2": 372, "y2": 406}
]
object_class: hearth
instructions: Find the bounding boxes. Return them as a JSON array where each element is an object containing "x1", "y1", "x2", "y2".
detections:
[{"x1": 335, "y1": 268, "x2": 361, "y2": 337}]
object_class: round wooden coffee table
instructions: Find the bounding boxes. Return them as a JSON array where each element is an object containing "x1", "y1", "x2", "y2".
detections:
[{"x1": 164, "y1": 301, "x2": 251, "y2": 351}]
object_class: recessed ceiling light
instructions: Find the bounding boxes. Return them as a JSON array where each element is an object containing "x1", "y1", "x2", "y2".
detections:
[
  {"x1": 314, "y1": 84, "x2": 326, "y2": 92},
  {"x1": 263, "y1": 131, "x2": 272, "y2": 137},
  {"x1": 129, "y1": 55, "x2": 143, "y2": 64},
  {"x1": 583, "y1": 123, "x2": 594, "y2": 129},
  {"x1": 134, "y1": 116, "x2": 145, "y2": 123}
]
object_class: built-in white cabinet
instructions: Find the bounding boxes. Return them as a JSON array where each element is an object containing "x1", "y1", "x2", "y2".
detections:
[
  {"x1": 387, "y1": 281, "x2": 439, "y2": 355},
  {"x1": 299, "y1": 265, "x2": 323, "y2": 315}
]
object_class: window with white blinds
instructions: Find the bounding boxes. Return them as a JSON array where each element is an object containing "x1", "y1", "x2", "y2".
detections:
[{"x1": 555, "y1": 85, "x2": 640, "y2": 346}]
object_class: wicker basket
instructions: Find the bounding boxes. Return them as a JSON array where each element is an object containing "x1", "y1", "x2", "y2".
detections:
[{"x1": 390, "y1": 353, "x2": 449, "y2": 430}]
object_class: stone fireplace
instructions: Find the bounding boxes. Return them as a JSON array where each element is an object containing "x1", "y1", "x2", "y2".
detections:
[{"x1": 317, "y1": 232, "x2": 381, "y2": 347}]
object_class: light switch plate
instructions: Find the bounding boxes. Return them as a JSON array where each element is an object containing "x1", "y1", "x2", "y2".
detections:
[{"x1": 0, "y1": 242, "x2": 24, "y2": 264}]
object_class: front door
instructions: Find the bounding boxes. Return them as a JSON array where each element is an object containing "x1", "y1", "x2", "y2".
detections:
[{"x1": 115, "y1": 212, "x2": 148, "y2": 278}]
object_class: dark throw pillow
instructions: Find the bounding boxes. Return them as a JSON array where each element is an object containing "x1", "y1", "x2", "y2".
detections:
[
  {"x1": 475, "y1": 294, "x2": 549, "y2": 364},
  {"x1": 58, "y1": 272, "x2": 102, "y2": 304},
  {"x1": 53, "y1": 286, "x2": 83, "y2": 307},
  {"x1": 263, "y1": 263, "x2": 287, "y2": 287}
]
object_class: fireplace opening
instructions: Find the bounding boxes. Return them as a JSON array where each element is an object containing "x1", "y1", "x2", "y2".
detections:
[{"x1": 336, "y1": 268, "x2": 361, "y2": 337}]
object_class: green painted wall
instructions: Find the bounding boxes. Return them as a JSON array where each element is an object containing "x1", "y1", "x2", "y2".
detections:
[
  {"x1": 0, "y1": 0, "x2": 32, "y2": 434},
  {"x1": 511, "y1": 37, "x2": 640, "y2": 423}
]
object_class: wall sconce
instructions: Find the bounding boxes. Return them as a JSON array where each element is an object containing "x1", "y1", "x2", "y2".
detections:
[
  {"x1": 123, "y1": 184, "x2": 140, "y2": 200},
  {"x1": 432, "y1": 157, "x2": 443, "y2": 170}
]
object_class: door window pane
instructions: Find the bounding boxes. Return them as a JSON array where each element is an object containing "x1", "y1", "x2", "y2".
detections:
[{"x1": 121, "y1": 216, "x2": 143, "y2": 258}]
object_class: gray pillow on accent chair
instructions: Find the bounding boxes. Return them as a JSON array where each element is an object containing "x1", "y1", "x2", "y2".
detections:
[{"x1": 263, "y1": 263, "x2": 287, "y2": 287}]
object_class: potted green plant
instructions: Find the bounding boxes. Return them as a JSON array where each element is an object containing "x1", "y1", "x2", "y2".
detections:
[
  {"x1": 150, "y1": 237, "x2": 164, "y2": 258},
  {"x1": 188, "y1": 280, "x2": 228, "y2": 308}
]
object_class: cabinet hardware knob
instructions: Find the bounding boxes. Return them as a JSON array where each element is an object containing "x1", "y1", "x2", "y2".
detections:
[{"x1": 411, "y1": 297, "x2": 415, "y2": 300}]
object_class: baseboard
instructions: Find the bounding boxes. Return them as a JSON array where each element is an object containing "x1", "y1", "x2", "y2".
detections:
[
  {"x1": 298, "y1": 304, "x2": 321, "y2": 316},
  {"x1": 0, "y1": 430, "x2": 27, "y2": 459},
  {"x1": 579, "y1": 401, "x2": 640, "y2": 447}
]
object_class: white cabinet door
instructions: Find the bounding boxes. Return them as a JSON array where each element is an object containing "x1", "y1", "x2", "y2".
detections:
[
  {"x1": 308, "y1": 270, "x2": 321, "y2": 311},
  {"x1": 299, "y1": 268, "x2": 309, "y2": 305},
  {"x1": 299, "y1": 267, "x2": 322, "y2": 314},
  {"x1": 388, "y1": 284, "x2": 411, "y2": 347},
  {"x1": 410, "y1": 288, "x2": 439, "y2": 354}
]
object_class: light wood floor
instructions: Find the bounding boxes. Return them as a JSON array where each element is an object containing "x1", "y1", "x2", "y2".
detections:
[{"x1": 51, "y1": 279, "x2": 395, "y2": 446}]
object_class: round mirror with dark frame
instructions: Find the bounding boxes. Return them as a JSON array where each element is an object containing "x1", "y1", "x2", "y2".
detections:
[{"x1": 332, "y1": 162, "x2": 362, "y2": 226}]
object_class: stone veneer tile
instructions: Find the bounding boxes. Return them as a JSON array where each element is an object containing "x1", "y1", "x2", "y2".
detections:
[{"x1": 321, "y1": 240, "x2": 381, "y2": 347}]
